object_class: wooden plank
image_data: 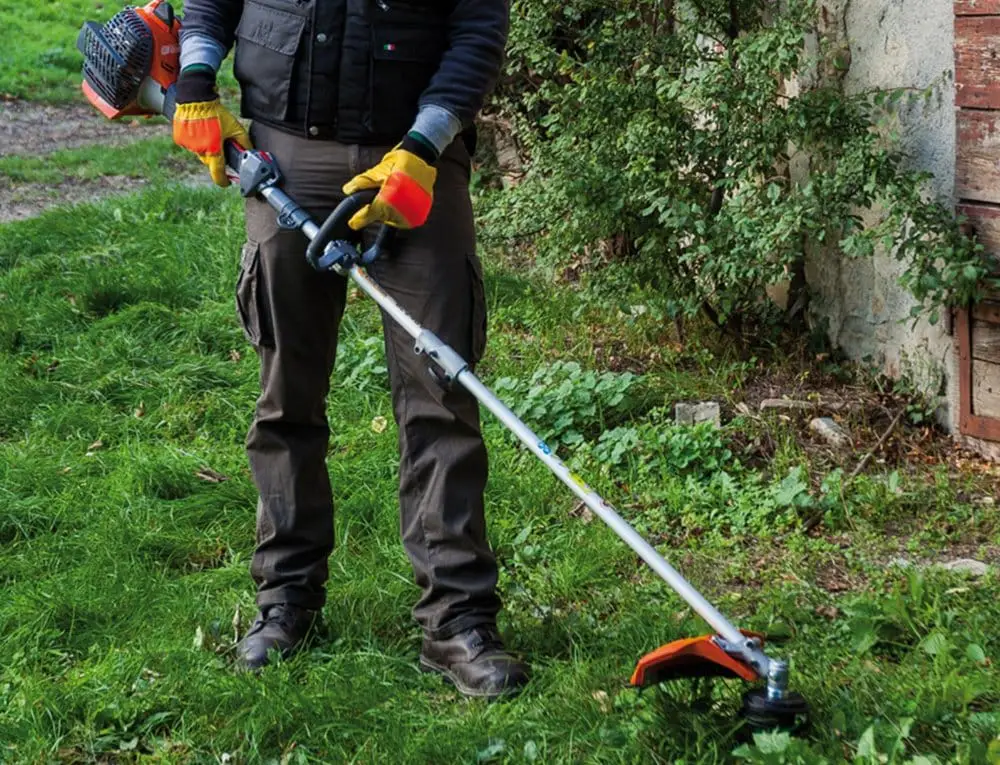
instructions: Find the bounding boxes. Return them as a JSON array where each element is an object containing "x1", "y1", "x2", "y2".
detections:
[
  {"x1": 956, "y1": 16, "x2": 1000, "y2": 109},
  {"x1": 956, "y1": 111, "x2": 1000, "y2": 203},
  {"x1": 957, "y1": 203, "x2": 1000, "y2": 258},
  {"x1": 957, "y1": 308, "x2": 1000, "y2": 440},
  {"x1": 973, "y1": 316, "x2": 1000, "y2": 362},
  {"x1": 973, "y1": 359, "x2": 1000, "y2": 418},
  {"x1": 956, "y1": 0, "x2": 1000, "y2": 15},
  {"x1": 973, "y1": 300, "x2": 1000, "y2": 323}
]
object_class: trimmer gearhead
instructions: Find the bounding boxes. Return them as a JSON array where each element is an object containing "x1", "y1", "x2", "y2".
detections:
[{"x1": 630, "y1": 633, "x2": 764, "y2": 687}]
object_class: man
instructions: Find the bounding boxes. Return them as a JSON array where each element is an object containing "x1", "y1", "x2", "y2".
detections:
[{"x1": 173, "y1": 0, "x2": 527, "y2": 699}]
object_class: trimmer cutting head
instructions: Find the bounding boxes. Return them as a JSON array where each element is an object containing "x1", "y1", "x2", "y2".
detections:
[
  {"x1": 77, "y1": 0, "x2": 180, "y2": 119},
  {"x1": 742, "y1": 688, "x2": 810, "y2": 734},
  {"x1": 630, "y1": 632, "x2": 810, "y2": 733}
]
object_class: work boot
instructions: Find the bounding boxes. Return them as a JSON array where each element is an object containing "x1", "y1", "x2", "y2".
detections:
[
  {"x1": 420, "y1": 626, "x2": 529, "y2": 700},
  {"x1": 235, "y1": 603, "x2": 318, "y2": 671}
]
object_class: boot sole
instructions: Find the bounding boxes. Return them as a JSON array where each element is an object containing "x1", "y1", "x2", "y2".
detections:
[{"x1": 418, "y1": 656, "x2": 524, "y2": 701}]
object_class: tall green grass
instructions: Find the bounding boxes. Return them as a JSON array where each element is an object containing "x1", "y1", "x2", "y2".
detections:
[{"x1": 0, "y1": 187, "x2": 998, "y2": 762}]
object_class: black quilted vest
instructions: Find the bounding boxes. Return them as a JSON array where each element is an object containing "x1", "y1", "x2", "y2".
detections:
[{"x1": 233, "y1": 0, "x2": 450, "y2": 143}]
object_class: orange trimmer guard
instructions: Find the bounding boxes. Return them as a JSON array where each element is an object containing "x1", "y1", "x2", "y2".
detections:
[{"x1": 629, "y1": 631, "x2": 765, "y2": 687}]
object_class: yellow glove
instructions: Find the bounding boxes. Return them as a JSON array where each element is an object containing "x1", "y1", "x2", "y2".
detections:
[
  {"x1": 343, "y1": 147, "x2": 437, "y2": 230},
  {"x1": 172, "y1": 68, "x2": 251, "y2": 187},
  {"x1": 172, "y1": 100, "x2": 252, "y2": 187}
]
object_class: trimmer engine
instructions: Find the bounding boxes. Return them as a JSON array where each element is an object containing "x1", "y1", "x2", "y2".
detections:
[{"x1": 77, "y1": 0, "x2": 181, "y2": 119}]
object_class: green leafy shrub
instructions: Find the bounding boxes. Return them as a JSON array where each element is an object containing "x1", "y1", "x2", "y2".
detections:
[
  {"x1": 492, "y1": 360, "x2": 640, "y2": 449},
  {"x1": 650, "y1": 421, "x2": 733, "y2": 477},
  {"x1": 591, "y1": 418, "x2": 733, "y2": 474},
  {"x1": 483, "y1": 0, "x2": 990, "y2": 329}
]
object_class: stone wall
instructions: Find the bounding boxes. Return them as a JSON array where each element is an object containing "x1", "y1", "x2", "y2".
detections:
[{"x1": 804, "y1": 0, "x2": 960, "y2": 428}]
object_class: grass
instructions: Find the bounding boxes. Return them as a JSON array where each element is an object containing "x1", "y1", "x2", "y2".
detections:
[
  {"x1": 0, "y1": 186, "x2": 998, "y2": 763},
  {"x1": 0, "y1": 137, "x2": 191, "y2": 185},
  {"x1": 2, "y1": 0, "x2": 1000, "y2": 760},
  {"x1": 0, "y1": 0, "x2": 111, "y2": 101}
]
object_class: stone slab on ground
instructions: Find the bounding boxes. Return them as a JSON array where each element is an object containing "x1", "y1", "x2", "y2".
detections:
[
  {"x1": 936, "y1": 559, "x2": 990, "y2": 577},
  {"x1": 810, "y1": 416, "x2": 852, "y2": 448},
  {"x1": 675, "y1": 401, "x2": 721, "y2": 427},
  {"x1": 886, "y1": 557, "x2": 991, "y2": 577}
]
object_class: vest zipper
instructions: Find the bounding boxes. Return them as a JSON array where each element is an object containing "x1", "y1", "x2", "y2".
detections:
[{"x1": 303, "y1": 0, "x2": 317, "y2": 136}]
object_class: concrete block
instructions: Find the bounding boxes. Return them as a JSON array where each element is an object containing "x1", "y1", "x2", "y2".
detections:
[{"x1": 675, "y1": 402, "x2": 721, "y2": 427}]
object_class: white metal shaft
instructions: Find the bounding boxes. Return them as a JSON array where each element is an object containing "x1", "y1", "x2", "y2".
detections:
[
  {"x1": 259, "y1": 183, "x2": 747, "y2": 649},
  {"x1": 349, "y1": 266, "x2": 744, "y2": 645},
  {"x1": 456, "y1": 372, "x2": 745, "y2": 645},
  {"x1": 350, "y1": 267, "x2": 423, "y2": 339}
]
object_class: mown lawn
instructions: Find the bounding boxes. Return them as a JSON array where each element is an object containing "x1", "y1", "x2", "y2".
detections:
[{"x1": 0, "y1": 184, "x2": 998, "y2": 763}]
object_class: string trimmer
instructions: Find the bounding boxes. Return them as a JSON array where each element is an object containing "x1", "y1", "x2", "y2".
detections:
[{"x1": 77, "y1": 0, "x2": 810, "y2": 733}]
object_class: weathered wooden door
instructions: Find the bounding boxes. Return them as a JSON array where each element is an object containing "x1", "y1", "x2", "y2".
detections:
[{"x1": 956, "y1": 0, "x2": 1000, "y2": 440}]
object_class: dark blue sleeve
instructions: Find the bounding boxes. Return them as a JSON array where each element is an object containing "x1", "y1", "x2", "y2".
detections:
[
  {"x1": 419, "y1": 0, "x2": 510, "y2": 125},
  {"x1": 180, "y1": 0, "x2": 245, "y2": 51}
]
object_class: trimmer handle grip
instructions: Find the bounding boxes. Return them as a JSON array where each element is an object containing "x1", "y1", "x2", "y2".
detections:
[
  {"x1": 224, "y1": 139, "x2": 246, "y2": 180},
  {"x1": 305, "y1": 190, "x2": 397, "y2": 272}
]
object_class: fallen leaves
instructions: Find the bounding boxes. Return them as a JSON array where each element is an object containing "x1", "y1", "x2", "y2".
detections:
[
  {"x1": 569, "y1": 500, "x2": 594, "y2": 523},
  {"x1": 815, "y1": 605, "x2": 839, "y2": 620}
]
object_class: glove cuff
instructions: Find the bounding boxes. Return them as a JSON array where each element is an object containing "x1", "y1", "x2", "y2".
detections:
[
  {"x1": 175, "y1": 67, "x2": 218, "y2": 105},
  {"x1": 401, "y1": 132, "x2": 439, "y2": 165}
]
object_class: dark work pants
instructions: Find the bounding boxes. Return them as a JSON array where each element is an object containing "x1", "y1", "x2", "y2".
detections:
[{"x1": 237, "y1": 122, "x2": 501, "y2": 639}]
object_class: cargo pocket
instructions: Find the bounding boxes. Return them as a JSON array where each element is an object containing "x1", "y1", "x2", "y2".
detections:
[
  {"x1": 369, "y1": 23, "x2": 447, "y2": 138},
  {"x1": 467, "y1": 254, "x2": 488, "y2": 367},
  {"x1": 236, "y1": 242, "x2": 273, "y2": 348},
  {"x1": 233, "y1": 0, "x2": 308, "y2": 123}
]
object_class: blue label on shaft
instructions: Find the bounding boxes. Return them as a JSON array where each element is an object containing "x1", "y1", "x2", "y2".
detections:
[{"x1": 538, "y1": 441, "x2": 551, "y2": 455}]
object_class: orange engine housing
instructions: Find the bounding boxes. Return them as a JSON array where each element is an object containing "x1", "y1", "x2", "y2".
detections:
[
  {"x1": 136, "y1": 0, "x2": 181, "y2": 91},
  {"x1": 80, "y1": 0, "x2": 182, "y2": 119}
]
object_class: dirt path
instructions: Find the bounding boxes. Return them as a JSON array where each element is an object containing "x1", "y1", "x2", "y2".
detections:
[
  {"x1": 0, "y1": 99, "x2": 201, "y2": 223},
  {"x1": 0, "y1": 174, "x2": 164, "y2": 222},
  {"x1": 0, "y1": 99, "x2": 167, "y2": 158}
]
